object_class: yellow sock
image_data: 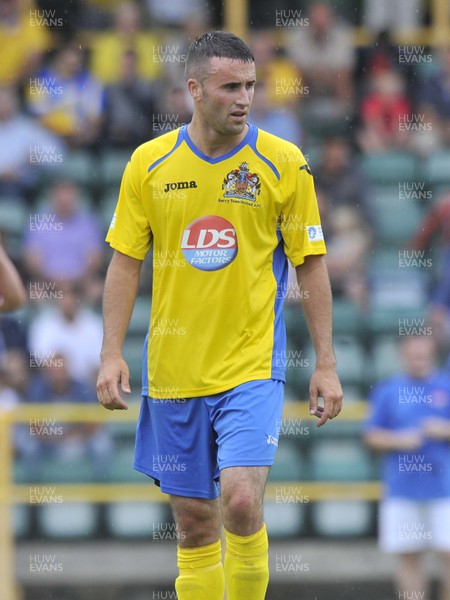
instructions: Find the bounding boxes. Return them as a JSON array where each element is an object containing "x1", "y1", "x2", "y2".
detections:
[
  {"x1": 175, "y1": 539, "x2": 225, "y2": 600},
  {"x1": 224, "y1": 523, "x2": 269, "y2": 600}
]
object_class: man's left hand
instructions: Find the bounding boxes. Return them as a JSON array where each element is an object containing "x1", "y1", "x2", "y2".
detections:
[{"x1": 309, "y1": 366, "x2": 343, "y2": 427}]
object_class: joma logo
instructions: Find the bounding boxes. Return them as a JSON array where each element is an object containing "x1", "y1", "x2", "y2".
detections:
[{"x1": 164, "y1": 180, "x2": 198, "y2": 193}]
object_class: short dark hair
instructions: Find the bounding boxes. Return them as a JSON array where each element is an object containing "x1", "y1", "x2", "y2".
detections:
[{"x1": 185, "y1": 31, "x2": 254, "y2": 82}]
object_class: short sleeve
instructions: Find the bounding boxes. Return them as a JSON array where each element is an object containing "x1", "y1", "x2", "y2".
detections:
[
  {"x1": 106, "y1": 152, "x2": 152, "y2": 260},
  {"x1": 280, "y1": 159, "x2": 327, "y2": 267}
]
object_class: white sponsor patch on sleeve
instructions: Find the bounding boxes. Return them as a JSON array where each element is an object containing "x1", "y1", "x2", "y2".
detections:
[
  {"x1": 306, "y1": 225, "x2": 324, "y2": 242},
  {"x1": 109, "y1": 212, "x2": 117, "y2": 230}
]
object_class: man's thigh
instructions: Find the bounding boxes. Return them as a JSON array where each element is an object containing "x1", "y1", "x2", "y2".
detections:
[
  {"x1": 208, "y1": 379, "x2": 285, "y2": 476},
  {"x1": 220, "y1": 466, "x2": 270, "y2": 501}
]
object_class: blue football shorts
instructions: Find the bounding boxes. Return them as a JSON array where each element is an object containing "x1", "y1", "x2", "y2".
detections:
[{"x1": 133, "y1": 379, "x2": 285, "y2": 499}]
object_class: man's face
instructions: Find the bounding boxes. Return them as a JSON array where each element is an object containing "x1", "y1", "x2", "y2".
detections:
[
  {"x1": 192, "y1": 57, "x2": 256, "y2": 136},
  {"x1": 401, "y1": 337, "x2": 436, "y2": 379},
  {"x1": 52, "y1": 182, "x2": 78, "y2": 219}
]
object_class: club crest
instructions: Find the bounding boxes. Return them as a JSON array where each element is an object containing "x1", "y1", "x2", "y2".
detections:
[{"x1": 222, "y1": 162, "x2": 261, "y2": 201}]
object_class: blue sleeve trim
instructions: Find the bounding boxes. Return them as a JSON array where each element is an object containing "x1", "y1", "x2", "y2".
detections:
[
  {"x1": 148, "y1": 128, "x2": 185, "y2": 172},
  {"x1": 248, "y1": 127, "x2": 281, "y2": 180}
]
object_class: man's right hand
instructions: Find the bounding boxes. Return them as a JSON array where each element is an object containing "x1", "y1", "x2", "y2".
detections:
[{"x1": 96, "y1": 355, "x2": 131, "y2": 411}]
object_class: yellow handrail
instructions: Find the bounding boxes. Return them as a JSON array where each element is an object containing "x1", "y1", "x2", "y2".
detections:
[
  {"x1": 4, "y1": 400, "x2": 368, "y2": 423},
  {"x1": 0, "y1": 412, "x2": 17, "y2": 600}
]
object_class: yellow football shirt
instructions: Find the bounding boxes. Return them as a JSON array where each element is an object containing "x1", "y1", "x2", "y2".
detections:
[{"x1": 106, "y1": 124, "x2": 326, "y2": 398}]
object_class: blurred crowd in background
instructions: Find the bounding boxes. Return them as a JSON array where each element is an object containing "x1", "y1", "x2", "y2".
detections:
[{"x1": 0, "y1": 0, "x2": 450, "y2": 469}]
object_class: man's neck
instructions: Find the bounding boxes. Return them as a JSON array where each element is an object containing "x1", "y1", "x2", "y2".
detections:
[{"x1": 187, "y1": 119, "x2": 248, "y2": 159}]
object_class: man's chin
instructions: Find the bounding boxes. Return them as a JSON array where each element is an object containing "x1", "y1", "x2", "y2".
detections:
[{"x1": 223, "y1": 121, "x2": 247, "y2": 136}]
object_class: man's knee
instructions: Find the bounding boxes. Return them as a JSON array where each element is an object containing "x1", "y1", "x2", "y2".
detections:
[
  {"x1": 220, "y1": 467, "x2": 268, "y2": 535},
  {"x1": 223, "y1": 487, "x2": 261, "y2": 521},
  {"x1": 170, "y1": 496, "x2": 221, "y2": 547}
]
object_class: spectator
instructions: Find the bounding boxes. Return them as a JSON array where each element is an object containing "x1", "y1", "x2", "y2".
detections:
[
  {"x1": 284, "y1": 1, "x2": 355, "y2": 120},
  {"x1": 145, "y1": 0, "x2": 207, "y2": 28},
  {"x1": 103, "y1": 49, "x2": 158, "y2": 148},
  {"x1": 0, "y1": 0, "x2": 50, "y2": 87},
  {"x1": 0, "y1": 235, "x2": 26, "y2": 312},
  {"x1": 24, "y1": 353, "x2": 112, "y2": 478},
  {"x1": 0, "y1": 86, "x2": 65, "y2": 199},
  {"x1": 357, "y1": 70, "x2": 411, "y2": 154},
  {"x1": 249, "y1": 79, "x2": 302, "y2": 146},
  {"x1": 28, "y1": 283, "x2": 103, "y2": 386},
  {"x1": 27, "y1": 43, "x2": 104, "y2": 148},
  {"x1": 314, "y1": 136, "x2": 373, "y2": 223},
  {"x1": 358, "y1": 31, "x2": 399, "y2": 80},
  {"x1": 35, "y1": 0, "x2": 83, "y2": 37},
  {"x1": 411, "y1": 193, "x2": 450, "y2": 354},
  {"x1": 0, "y1": 359, "x2": 24, "y2": 463},
  {"x1": 356, "y1": 30, "x2": 420, "y2": 111},
  {"x1": 364, "y1": 336, "x2": 450, "y2": 600},
  {"x1": 323, "y1": 205, "x2": 372, "y2": 310},
  {"x1": 250, "y1": 29, "x2": 303, "y2": 110},
  {"x1": 152, "y1": 16, "x2": 208, "y2": 88},
  {"x1": 153, "y1": 86, "x2": 193, "y2": 137},
  {"x1": 0, "y1": 361, "x2": 20, "y2": 411},
  {"x1": 419, "y1": 46, "x2": 450, "y2": 149},
  {"x1": 363, "y1": 0, "x2": 425, "y2": 33},
  {"x1": 23, "y1": 179, "x2": 104, "y2": 292},
  {"x1": 3, "y1": 348, "x2": 30, "y2": 401},
  {"x1": 90, "y1": 1, "x2": 162, "y2": 85}
]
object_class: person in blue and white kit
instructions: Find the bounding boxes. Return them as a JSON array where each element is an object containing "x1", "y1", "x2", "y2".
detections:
[{"x1": 364, "y1": 336, "x2": 450, "y2": 600}]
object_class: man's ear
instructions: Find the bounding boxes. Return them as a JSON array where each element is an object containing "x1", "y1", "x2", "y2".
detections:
[{"x1": 187, "y1": 78, "x2": 202, "y2": 102}]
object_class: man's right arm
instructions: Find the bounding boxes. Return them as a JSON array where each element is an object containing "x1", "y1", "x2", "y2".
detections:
[
  {"x1": 364, "y1": 428, "x2": 422, "y2": 452},
  {"x1": 96, "y1": 250, "x2": 143, "y2": 410}
]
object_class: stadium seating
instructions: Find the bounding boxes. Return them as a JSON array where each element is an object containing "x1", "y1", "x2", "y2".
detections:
[
  {"x1": 106, "y1": 502, "x2": 167, "y2": 538},
  {"x1": 128, "y1": 296, "x2": 151, "y2": 335},
  {"x1": 311, "y1": 500, "x2": 374, "y2": 537},
  {"x1": 371, "y1": 335, "x2": 403, "y2": 380},
  {"x1": 56, "y1": 150, "x2": 97, "y2": 188},
  {"x1": 268, "y1": 439, "x2": 306, "y2": 481},
  {"x1": 332, "y1": 335, "x2": 367, "y2": 387},
  {"x1": 424, "y1": 151, "x2": 450, "y2": 186},
  {"x1": 370, "y1": 187, "x2": 424, "y2": 246},
  {"x1": 360, "y1": 152, "x2": 417, "y2": 185},
  {"x1": 121, "y1": 336, "x2": 145, "y2": 386},
  {"x1": 106, "y1": 443, "x2": 147, "y2": 483},
  {"x1": 13, "y1": 504, "x2": 31, "y2": 538},
  {"x1": 310, "y1": 439, "x2": 374, "y2": 481},
  {"x1": 332, "y1": 298, "x2": 365, "y2": 336},
  {"x1": 36, "y1": 503, "x2": 99, "y2": 539},
  {"x1": 98, "y1": 150, "x2": 132, "y2": 187},
  {"x1": 32, "y1": 455, "x2": 98, "y2": 483},
  {"x1": 0, "y1": 199, "x2": 27, "y2": 235},
  {"x1": 265, "y1": 500, "x2": 306, "y2": 537}
]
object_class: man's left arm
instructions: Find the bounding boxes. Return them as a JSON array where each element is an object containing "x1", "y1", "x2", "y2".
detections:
[{"x1": 296, "y1": 254, "x2": 343, "y2": 427}]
